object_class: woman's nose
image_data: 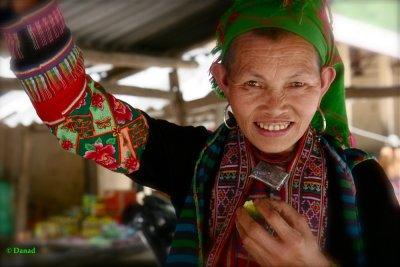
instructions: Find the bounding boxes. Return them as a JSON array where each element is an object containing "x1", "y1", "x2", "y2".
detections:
[{"x1": 261, "y1": 88, "x2": 285, "y2": 110}]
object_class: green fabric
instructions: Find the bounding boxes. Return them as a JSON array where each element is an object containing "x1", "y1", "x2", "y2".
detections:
[
  {"x1": 0, "y1": 180, "x2": 13, "y2": 238},
  {"x1": 211, "y1": 0, "x2": 350, "y2": 147}
]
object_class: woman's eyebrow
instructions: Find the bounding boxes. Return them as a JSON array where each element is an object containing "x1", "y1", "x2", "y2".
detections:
[
  {"x1": 246, "y1": 71, "x2": 265, "y2": 79},
  {"x1": 287, "y1": 70, "x2": 313, "y2": 78}
]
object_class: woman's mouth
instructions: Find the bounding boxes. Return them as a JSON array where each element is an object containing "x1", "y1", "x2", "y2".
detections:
[{"x1": 254, "y1": 121, "x2": 294, "y2": 137}]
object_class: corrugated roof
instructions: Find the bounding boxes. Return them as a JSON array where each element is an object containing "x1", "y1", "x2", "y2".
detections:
[{"x1": 60, "y1": 0, "x2": 231, "y2": 56}]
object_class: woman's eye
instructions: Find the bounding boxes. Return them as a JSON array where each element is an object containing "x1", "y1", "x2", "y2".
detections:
[
  {"x1": 289, "y1": 82, "x2": 305, "y2": 88},
  {"x1": 244, "y1": 80, "x2": 261, "y2": 87}
]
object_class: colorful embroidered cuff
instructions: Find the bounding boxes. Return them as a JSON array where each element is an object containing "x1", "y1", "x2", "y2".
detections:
[
  {"x1": 52, "y1": 76, "x2": 149, "y2": 174},
  {"x1": 13, "y1": 39, "x2": 87, "y2": 125},
  {"x1": 0, "y1": 0, "x2": 66, "y2": 60}
]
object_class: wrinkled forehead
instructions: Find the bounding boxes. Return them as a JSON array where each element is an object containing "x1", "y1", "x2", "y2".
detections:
[{"x1": 230, "y1": 31, "x2": 321, "y2": 69}]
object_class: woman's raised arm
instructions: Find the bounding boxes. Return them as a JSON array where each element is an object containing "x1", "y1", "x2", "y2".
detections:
[
  {"x1": 0, "y1": 1, "x2": 211, "y2": 204},
  {"x1": 0, "y1": 0, "x2": 149, "y2": 174}
]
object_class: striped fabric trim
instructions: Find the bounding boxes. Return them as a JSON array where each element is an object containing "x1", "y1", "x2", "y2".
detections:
[
  {"x1": 12, "y1": 34, "x2": 75, "y2": 77},
  {"x1": 3, "y1": 31, "x2": 23, "y2": 59},
  {"x1": 1, "y1": 1, "x2": 66, "y2": 60},
  {"x1": 166, "y1": 124, "x2": 228, "y2": 267},
  {"x1": 320, "y1": 137, "x2": 367, "y2": 266},
  {"x1": 16, "y1": 44, "x2": 84, "y2": 103}
]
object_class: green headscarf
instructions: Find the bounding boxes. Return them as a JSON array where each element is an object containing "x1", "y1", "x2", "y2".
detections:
[{"x1": 211, "y1": 0, "x2": 350, "y2": 147}]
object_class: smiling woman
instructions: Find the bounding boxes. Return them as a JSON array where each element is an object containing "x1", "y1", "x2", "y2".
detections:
[
  {"x1": 211, "y1": 30, "x2": 333, "y2": 154},
  {"x1": 0, "y1": 0, "x2": 399, "y2": 267}
]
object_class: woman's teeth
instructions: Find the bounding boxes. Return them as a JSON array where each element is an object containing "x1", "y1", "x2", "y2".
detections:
[{"x1": 256, "y1": 122, "x2": 291, "y2": 131}]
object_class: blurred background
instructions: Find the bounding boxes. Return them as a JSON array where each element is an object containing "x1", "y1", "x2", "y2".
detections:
[{"x1": 0, "y1": 0, "x2": 399, "y2": 266}]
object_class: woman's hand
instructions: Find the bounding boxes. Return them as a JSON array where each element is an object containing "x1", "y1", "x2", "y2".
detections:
[{"x1": 235, "y1": 198, "x2": 331, "y2": 267}]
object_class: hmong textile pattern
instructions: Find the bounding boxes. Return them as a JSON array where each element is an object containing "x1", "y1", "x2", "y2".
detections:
[
  {"x1": 288, "y1": 128, "x2": 328, "y2": 247},
  {"x1": 166, "y1": 124, "x2": 228, "y2": 267},
  {"x1": 2, "y1": 0, "x2": 149, "y2": 175},
  {"x1": 208, "y1": 128, "x2": 328, "y2": 267},
  {"x1": 11, "y1": 37, "x2": 87, "y2": 125},
  {"x1": 320, "y1": 137, "x2": 369, "y2": 266},
  {"x1": 12, "y1": 41, "x2": 148, "y2": 174},
  {"x1": 166, "y1": 124, "x2": 368, "y2": 267},
  {"x1": 51, "y1": 77, "x2": 149, "y2": 174},
  {"x1": 17, "y1": 42, "x2": 83, "y2": 103},
  {"x1": 206, "y1": 129, "x2": 254, "y2": 267},
  {"x1": 1, "y1": 1, "x2": 66, "y2": 59}
]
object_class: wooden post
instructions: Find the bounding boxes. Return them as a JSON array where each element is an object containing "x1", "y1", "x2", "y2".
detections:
[
  {"x1": 169, "y1": 69, "x2": 186, "y2": 125},
  {"x1": 14, "y1": 127, "x2": 31, "y2": 241},
  {"x1": 84, "y1": 160, "x2": 98, "y2": 195},
  {"x1": 337, "y1": 43, "x2": 353, "y2": 126},
  {"x1": 376, "y1": 55, "x2": 395, "y2": 135},
  {"x1": 337, "y1": 43, "x2": 352, "y2": 87}
]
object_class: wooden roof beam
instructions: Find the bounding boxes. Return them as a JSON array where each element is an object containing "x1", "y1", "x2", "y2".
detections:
[
  {"x1": 82, "y1": 48, "x2": 198, "y2": 69},
  {"x1": 0, "y1": 78, "x2": 173, "y2": 100},
  {"x1": 346, "y1": 86, "x2": 400, "y2": 99}
]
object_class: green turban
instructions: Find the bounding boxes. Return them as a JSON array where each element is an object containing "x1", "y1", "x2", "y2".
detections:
[{"x1": 211, "y1": 0, "x2": 350, "y2": 147}]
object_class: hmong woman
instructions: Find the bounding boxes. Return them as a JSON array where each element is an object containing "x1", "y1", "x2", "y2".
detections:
[{"x1": 1, "y1": 0, "x2": 399, "y2": 266}]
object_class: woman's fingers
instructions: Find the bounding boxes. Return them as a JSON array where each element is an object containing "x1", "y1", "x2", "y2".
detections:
[
  {"x1": 267, "y1": 199, "x2": 314, "y2": 239},
  {"x1": 236, "y1": 201, "x2": 327, "y2": 266},
  {"x1": 236, "y1": 220, "x2": 272, "y2": 266},
  {"x1": 253, "y1": 198, "x2": 301, "y2": 242},
  {"x1": 236, "y1": 207, "x2": 281, "y2": 255}
]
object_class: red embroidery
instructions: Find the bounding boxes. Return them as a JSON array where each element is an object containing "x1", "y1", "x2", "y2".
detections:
[
  {"x1": 124, "y1": 154, "x2": 139, "y2": 173},
  {"x1": 95, "y1": 117, "x2": 112, "y2": 129},
  {"x1": 61, "y1": 139, "x2": 73, "y2": 150},
  {"x1": 108, "y1": 95, "x2": 133, "y2": 124},
  {"x1": 91, "y1": 93, "x2": 105, "y2": 110},
  {"x1": 84, "y1": 143, "x2": 118, "y2": 170}
]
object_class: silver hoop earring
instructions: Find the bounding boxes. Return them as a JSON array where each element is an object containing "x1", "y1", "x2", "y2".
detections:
[
  {"x1": 318, "y1": 107, "x2": 326, "y2": 134},
  {"x1": 224, "y1": 104, "x2": 236, "y2": 130}
]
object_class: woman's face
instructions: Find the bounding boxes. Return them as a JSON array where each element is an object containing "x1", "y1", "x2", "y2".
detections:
[{"x1": 211, "y1": 32, "x2": 336, "y2": 154}]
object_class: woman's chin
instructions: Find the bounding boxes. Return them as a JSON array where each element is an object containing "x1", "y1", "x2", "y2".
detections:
[{"x1": 255, "y1": 142, "x2": 295, "y2": 154}]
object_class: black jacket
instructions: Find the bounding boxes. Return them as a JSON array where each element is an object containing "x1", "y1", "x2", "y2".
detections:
[{"x1": 130, "y1": 115, "x2": 400, "y2": 266}]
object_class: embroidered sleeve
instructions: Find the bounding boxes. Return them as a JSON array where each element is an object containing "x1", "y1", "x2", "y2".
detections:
[{"x1": 0, "y1": 1, "x2": 148, "y2": 174}]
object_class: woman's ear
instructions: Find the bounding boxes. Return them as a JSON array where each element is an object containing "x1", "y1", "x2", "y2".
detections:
[
  {"x1": 210, "y1": 62, "x2": 230, "y2": 96},
  {"x1": 319, "y1": 66, "x2": 336, "y2": 99}
]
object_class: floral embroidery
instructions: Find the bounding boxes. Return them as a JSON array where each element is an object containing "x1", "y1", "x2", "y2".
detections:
[
  {"x1": 6, "y1": 0, "x2": 148, "y2": 176},
  {"x1": 108, "y1": 95, "x2": 133, "y2": 124},
  {"x1": 124, "y1": 152, "x2": 139, "y2": 173},
  {"x1": 84, "y1": 138, "x2": 118, "y2": 170},
  {"x1": 112, "y1": 126, "x2": 121, "y2": 137},
  {"x1": 91, "y1": 93, "x2": 104, "y2": 110},
  {"x1": 49, "y1": 75, "x2": 148, "y2": 174},
  {"x1": 61, "y1": 139, "x2": 73, "y2": 151}
]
